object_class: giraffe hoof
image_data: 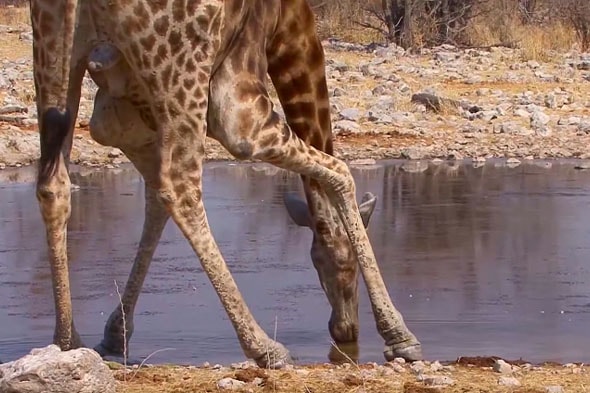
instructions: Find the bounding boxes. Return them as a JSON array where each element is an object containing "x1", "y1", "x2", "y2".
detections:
[
  {"x1": 253, "y1": 341, "x2": 292, "y2": 369},
  {"x1": 93, "y1": 341, "x2": 125, "y2": 359},
  {"x1": 384, "y1": 343, "x2": 423, "y2": 362}
]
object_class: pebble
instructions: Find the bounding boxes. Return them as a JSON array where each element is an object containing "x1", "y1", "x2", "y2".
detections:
[
  {"x1": 420, "y1": 375, "x2": 455, "y2": 386},
  {"x1": 410, "y1": 360, "x2": 426, "y2": 374},
  {"x1": 545, "y1": 386, "x2": 564, "y2": 393},
  {"x1": 217, "y1": 377, "x2": 246, "y2": 390},
  {"x1": 498, "y1": 376, "x2": 521, "y2": 387}
]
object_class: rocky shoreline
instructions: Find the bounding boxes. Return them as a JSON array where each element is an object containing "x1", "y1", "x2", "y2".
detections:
[
  {"x1": 2, "y1": 28, "x2": 590, "y2": 170},
  {"x1": 1, "y1": 345, "x2": 587, "y2": 393}
]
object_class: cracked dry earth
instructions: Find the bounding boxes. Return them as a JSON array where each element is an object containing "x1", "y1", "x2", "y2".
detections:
[
  {"x1": 111, "y1": 357, "x2": 588, "y2": 393},
  {"x1": 2, "y1": 24, "x2": 590, "y2": 170}
]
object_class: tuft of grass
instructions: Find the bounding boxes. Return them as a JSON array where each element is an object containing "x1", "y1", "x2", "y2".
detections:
[
  {"x1": 0, "y1": 5, "x2": 30, "y2": 27},
  {"x1": 465, "y1": 13, "x2": 576, "y2": 62}
]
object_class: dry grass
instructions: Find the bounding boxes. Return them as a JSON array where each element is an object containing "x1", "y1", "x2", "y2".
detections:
[
  {"x1": 0, "y1": 5, "x2": 31, "y2": 62},
  {"x1": 313, "y1": 0, "x2": 383, "y2": 44},
  {"x1": 465, "y1": 14, "x2": 576, "y2": 61},
  {"x1": 0, "y1": 4, "x2": 29, "y2": 27},
  {"x1": 111, "y1": 361, "x2": 589, "y2": 393}
]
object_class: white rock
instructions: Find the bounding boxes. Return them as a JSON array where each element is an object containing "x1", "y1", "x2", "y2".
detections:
[
  {"x1": 339, "y1": 108, "x2": 361, "y2": 121},
  {"x1": 333, "y1": 120, "x2": 361, "y2": 134},
  {"x1": 430, "y1": 361, "x2": 444, "y2": 372},
  {"x1": 545, "y1": 386, "x2": 564, "y2": 393},
  {"x1": 422, "y1": 375, "x2": 455, "y2": 386},
  {"x1": 493, "y1": 359, "x2": 513, "y2": 374},
  {"x1": 0, "y1": 345, "x2": 116, "y2": 393},
  {"x1": 410, "y1": 360, "x2": 426, "y2": 374},
  {"x1": 217, "y1": 377, "x2": 246, "y2": 390},
  {"x1": 498, "y1": 376, "x2": 521, "y2": 387}
]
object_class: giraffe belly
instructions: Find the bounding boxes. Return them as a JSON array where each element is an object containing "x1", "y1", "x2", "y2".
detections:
[{"x1": 89, "y1": 89, "x2": 156, "y2": 150}]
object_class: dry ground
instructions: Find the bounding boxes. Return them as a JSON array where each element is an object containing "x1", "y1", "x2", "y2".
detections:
[{"x1": 108, "y1": 357, "x2": 589, "y2": 393}]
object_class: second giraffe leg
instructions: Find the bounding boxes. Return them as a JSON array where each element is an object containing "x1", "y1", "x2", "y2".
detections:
[
  {"x1": 266, "y1": 0, "x2": 421, "y2": 361},
  {"x1": 210, "y1": 65, "x2": 422, "y2": 363},
  {"x1": 266, "y1": 2, "x2": 364, "y2": 351}
]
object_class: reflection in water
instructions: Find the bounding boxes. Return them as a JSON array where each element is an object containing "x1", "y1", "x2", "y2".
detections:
[{"x1": 0, "y1": 160, "x2": 589, "y2": 365}]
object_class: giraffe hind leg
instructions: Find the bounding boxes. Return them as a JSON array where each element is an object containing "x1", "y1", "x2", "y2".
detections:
[
  {"x1": 269, "y1": 0, "x2": 421, "y2": 362},
  {"x1": 265, "y1": 1, "x2": 366, "y2": 359}
]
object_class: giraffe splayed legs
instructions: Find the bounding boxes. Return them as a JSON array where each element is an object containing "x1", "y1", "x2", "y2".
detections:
[{"x1": 30, "y1": 0, "x2": 422, "y2": 367}]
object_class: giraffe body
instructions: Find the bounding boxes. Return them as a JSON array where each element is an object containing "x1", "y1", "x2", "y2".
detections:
[{"x1": 30, "y1": 0, "x2": 422, "y2": 366}]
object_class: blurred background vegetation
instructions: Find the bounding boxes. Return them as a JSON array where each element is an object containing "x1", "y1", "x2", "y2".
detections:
[{"x1": 1, "y1": 0, "x2": 589, "y2": 56}]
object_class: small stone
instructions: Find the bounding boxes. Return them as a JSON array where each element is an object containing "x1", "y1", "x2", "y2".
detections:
[
  {"x1": 339, "y1": 108, "x2": 361, "y2": 121},
  {"x1": 422, "y1": 375, "x2": 455, "y2": 386},
  {"x1": 578, "y1": 120, "x2": 590, "y2": 134},
  {"x1": 107, "y1": 149, "x2": 122, "y2": 158},
  {"x1": 332, "y1": 87, "x2": 346, "y2": 97},
  {"x1": 401, "y1": 161, "x2": 429, "y2": 173},
  {"x1": 493, "y1": 359, "x2": 513, "y2": 374},
  {"x1": 350, "y1": 158, "x2": 377, "y2": 166},
  {"x1": 333, "y1": 120, "x2": 361, "y2": 134},
  {"x1": 498, "y1": 376, "x2": 521, "y2": 387},
  {"x1": 401, "y1": 147, "x2": 428, "y2": 160},
  {"x1": 545, "y1": 386, "x2": 564, "y2": 393},
  {"x1": 410, "y1": 360, "x2": 426, "y2": 374},
  {"x1": 515, "y1": 108, "x2": 530, "y2": 118},
  {"x1": 391, "y1": 363, "x2": 406, "y2": 373},
  {"x1": 217, "y1": 377, "x2": 246, "y2": 390},
  {"x1": 430, "y1": 361, "x2": 444, "y2": 372},
  {"x1": 506, "y1": 157, "x2": 521, "y2": 168}
]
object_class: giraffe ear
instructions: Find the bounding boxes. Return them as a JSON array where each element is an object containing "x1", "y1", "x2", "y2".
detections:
[
  {"x1": 283, "y1": 192, "x2": 377, "y2": 229},
  {"x1": 283, "y1": 192, "x2": 312, "y2": 227},
  {"x1": 359, "y1": 192, "x2": 377, "y2": 228}
]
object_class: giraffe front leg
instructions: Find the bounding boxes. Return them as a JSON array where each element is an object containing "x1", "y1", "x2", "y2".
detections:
[
  {"x1": 37, "y1": 153, "x2": 83, "y2": 351},
  {"x1": 30, "y1": 0, "x2": 92, "y2": 351},
  {"x1": 154, "y1": 128, "x2": 290, "y2": 367}
]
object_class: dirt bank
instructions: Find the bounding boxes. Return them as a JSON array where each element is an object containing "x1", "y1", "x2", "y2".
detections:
[{"x1": 110, "y1": 357, "x2": 588, "y2": 393}]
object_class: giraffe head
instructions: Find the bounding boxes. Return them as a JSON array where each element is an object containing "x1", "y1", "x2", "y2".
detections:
[{"x1": 283, "y1": 191, "x2": 377, "y2": 345}]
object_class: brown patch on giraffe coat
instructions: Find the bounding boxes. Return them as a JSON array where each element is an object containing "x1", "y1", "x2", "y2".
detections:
[
  {"x1": 183, "y1": 78, "x2": 196, "y2": 90},
  {"x1": 133, "y1": 3, "x2": 149, "y2": 25},
  {"x1": 154, "y1": 44, "x2": 168, "y2": 67},
  {"x1": 171, "y1": 0, "x2": 186, "y2": 23},
  {"x1": 140, "y1": 34, "x2": 157, "y2": 51},
  {"x1": 174, "y1": 88, "x2": 187, "y2": 107},
  {"x1": 161, "y1": 64, "x2": 172, "y2": 90},
  {"x1": 147, "y1": 0, "x2": 167, "y2": 15},
  {"x1": 168, "y1": 30, "x2": 183, "y2": 56},
  {"x1": 153, "y1": 15, "x2": 170, "y2": 36}
]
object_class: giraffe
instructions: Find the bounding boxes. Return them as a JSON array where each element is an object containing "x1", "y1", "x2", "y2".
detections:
[{"x1": 30, "y1": 0, "x2": 423, "y2": 367}]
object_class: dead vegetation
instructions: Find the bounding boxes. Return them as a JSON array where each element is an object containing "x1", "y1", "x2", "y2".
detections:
[
  {"x1": 310, "y1": 0, "x2": 586, "y2": 56},
  {"x1": 1, "y1": 0, "x2": 589, "y2": 56}
]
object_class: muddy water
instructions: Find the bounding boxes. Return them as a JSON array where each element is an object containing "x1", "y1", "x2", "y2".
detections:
[{"x1": 1, "y1": 160, "x2": 589, "y2": 365}]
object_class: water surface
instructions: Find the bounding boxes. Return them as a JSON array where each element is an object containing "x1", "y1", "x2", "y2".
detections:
[{"x1": 0, "y1": 160, "x2": 589, "y2": 364}]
